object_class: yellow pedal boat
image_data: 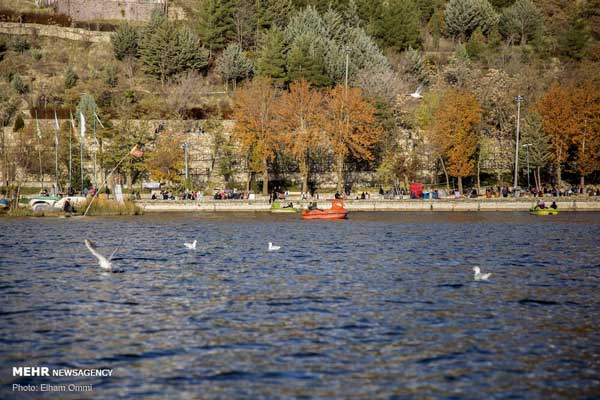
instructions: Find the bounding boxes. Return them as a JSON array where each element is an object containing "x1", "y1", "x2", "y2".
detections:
[{"x1": 529, "y1": 207, "x2": 559, "y2": 215}]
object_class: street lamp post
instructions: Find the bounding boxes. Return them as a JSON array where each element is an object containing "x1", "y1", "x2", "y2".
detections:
[
  {"x1": 344, "y1": 46, "x2": 351, "y2": 95},
  {"x1": 183, "y1": 142, "x2": 189, "y2": 181},
  {"x1": 514, "y1": 95, "x2": 524, "y2": 189},
  {"x1": 522, "y1": 143, "x2": 532, "y2": 189}
]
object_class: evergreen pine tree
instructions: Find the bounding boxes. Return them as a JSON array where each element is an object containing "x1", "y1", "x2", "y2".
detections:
[
  {"x1": 216, "y1": 43, "x2": 254, "y2": 91},
  {"x1": 10, "y1": 74, "x2": 28, "y2": 94},
  {"x1": 64, "y1": 67, "x2": 78, "y2": 89},
  {"x1": 466, "y1": 28, "x2": 486, "y2": 59},
  {"x1": 445, "y1": 0, "x2": 498, "y2": 40},
  {"x1": 429, "y1": 9, "x2": 444, "y2": 50},
  {"x1": 287, "y1": 35, "x2": 330, "y2": 87},
  {"x1": 256, "y1": 27, "x2": 287, "y2": 86},
  {"x1": 559, "y1": 14, "x2": 589, "y2": 60},
  {"x1": 197, "y1": 0, "x2": 236, "y2": 56},
  {"x1": 111, "y1": 23, "x2": 139, "y2": 60},
  {"x1": 375, "y1": 0, "x2": 422, "y2": 51},
  {"x1": 140, "y1": 21, "x2": 208, "y2": 83},
  {"x1": 499, "y1": 0, "x2": 542, "y2": 45},
  {"x1": 256, "y1": 0, "x2": 294, "y2": 31}
]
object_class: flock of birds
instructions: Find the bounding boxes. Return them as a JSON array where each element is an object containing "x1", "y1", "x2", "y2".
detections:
[{"x1": 83, "y1": 238, "x2": 491, "y2": 281}]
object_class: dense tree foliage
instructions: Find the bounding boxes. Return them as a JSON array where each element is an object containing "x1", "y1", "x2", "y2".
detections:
[
  {"x1": 216, "y1": 43, "x2": 254, "y2": 91},
  {"x1": 111, "y1": 23, "x2": 139, "y2": 61},
  {"x1": 140, "y1": 20, "x2": 208, "y2": 83},
  {"x1": 445, "y1": 0, "x2": 498, "y2": 40}
]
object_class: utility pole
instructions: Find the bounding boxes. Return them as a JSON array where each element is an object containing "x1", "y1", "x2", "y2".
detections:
[
  {"x1": 183, "y1": 142, "x2": 189, "y2": 182},
  {"x1": 513, "y1": 95, "x2": 524, "y2": 189}
]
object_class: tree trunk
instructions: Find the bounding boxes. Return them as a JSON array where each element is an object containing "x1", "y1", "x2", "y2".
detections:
[
  {"x1": 335, "y1": 153, "x2": 344, "y2": 193},
  {"x1": 126, "y1": 170, "x2": 132, "y2": 191},
  {"x1": 299, "y1": 154, "x2": 309, "y2": 193},
  {"x1": 476, "y1": 154, "x2": 481, "y2": 194},
  {"x1": 556, "y1": 163, "x2": 562, "y2": 188},
  {"x1": 262, "y1": 158, "x2": 268, "y2": 195},
  {"x1": 580, "y1": 175, "x2": 584, "y2": 189},
  {"x1": 439, "y1": 156, "x2": 450, "y2": 192},
  {"x1": 533, "y1": 167, "x2": 539, "y2": 192},
  {"x1": 246, "y1": 171, "x2": 252, "y2": 193},
  {"x1": 457, "y1": 176, "x2": 463, "y2": 195},
  {"x1": 536, "y1": 167, "x2": 541, "y2": 192}
]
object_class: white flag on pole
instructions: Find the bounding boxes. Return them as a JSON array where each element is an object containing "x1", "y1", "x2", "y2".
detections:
[
  {"x1": 54, "y1": 111, "x2": 60, "y2": 146},
  {"x1": 80, "y1": 112, "x2": 86, "y2": 138}
]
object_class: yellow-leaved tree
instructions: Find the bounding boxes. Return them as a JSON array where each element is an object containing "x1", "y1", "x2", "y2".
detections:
[
  {"x1": 144, "y1": 132, "x2": 184, "y2": 185},
  {"x1": 572, "y1": 81, "x2": 600, "y2": 187},
  {"x1": 232, "y1": 77, "x2": 280, "y2": 195},
  {"x1": 323, "y1": 85, "x2": 381, "y2": 193},
  {"x1": 432, "y1": 88, "x2": 482, "y2": 194},
  {"x1": 535, "y1": 82, "x2": 578, "y2": 187},
  {"x1": 274, "y1": 80, "x2": 324, "y2": 193}
]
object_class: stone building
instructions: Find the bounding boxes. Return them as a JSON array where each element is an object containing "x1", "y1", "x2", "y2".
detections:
[{"x1": 55, "y1": 0, "x2": 167, "y2": 22}]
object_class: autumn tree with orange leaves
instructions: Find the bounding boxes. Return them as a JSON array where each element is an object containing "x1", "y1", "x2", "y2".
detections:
[
  {"x1": 571, "y1": 81, "x2": 600, "y2": 187},
  {"x1": 323, "y1": 85, "x2": 381, "y2": 193},
  {"x1": 535, "y1": 82, "x2": 580, "y2": 187},
  {"x1": 232, "y1": 77, "x2": 280, "y2": 195},
  {"x1": 274, "y1": 80, "x2": 324, "y2": 193},
  {"x1": 432, "y1": 88, "x2": 482, "y2": 194}
]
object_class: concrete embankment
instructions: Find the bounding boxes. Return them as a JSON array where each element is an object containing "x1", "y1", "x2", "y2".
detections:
[{"x1": 136, "y1": 198, "x2": 600, "y2": 213}]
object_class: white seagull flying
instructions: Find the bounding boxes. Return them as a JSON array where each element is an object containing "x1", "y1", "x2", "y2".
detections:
[
  {"x1": 184, "y1": 240, "x2": 197, "y2": 250},
  {"x1": 473, "y1": 266, "x2": 491, "y2": 281},
  {"x1": 84, "y1": 239, "x2": 123, "y2": 272},
  {"x1": 409, "y1": 84, "x2": 424, "y2": 99},
  {"x1": 268, "y1": 242, "x2": 281, "y2": 251}
]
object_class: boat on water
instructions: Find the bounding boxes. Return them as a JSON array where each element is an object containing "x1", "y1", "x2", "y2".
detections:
[
  {"x1": 302, "y1": 199, "x2": 348, "y2": 220},
  {"x1": 270, "y1": 200, "x2": 297, "y2": 213},
  {"x1": 529, "y1": 207, "x2": 559, "y2": 215}
]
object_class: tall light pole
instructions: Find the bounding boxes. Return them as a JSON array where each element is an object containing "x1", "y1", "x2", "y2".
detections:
[
  {"x1": 523, "y1": 143, "x2": 532, "y2": 189},
  {"x1": 344, "y1": 46, "x2": 351, "y2": 96},
  {"x1": 513, "y1": 95, "x2": 524, "y2": 189},
  {"x1": 183, "y1": 142, "x2": 189, "y2": 182}
]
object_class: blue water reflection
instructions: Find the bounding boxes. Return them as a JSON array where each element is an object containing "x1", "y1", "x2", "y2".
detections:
[{"x1": 1, "y1": 212, "x2": 599, "y2": 399}]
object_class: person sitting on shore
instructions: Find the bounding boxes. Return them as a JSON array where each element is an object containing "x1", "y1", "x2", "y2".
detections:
[
  {"x1": 282, "y1": 202, "x2": 294, "y2": 209},
  {"x1": 550, "y1": 201, "x2": 557, "y2": 209}
]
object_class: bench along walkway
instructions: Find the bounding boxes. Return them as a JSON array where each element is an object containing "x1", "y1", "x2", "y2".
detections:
[{"x1": 136, "y1": 198, "x2": 600, "y2": 212}]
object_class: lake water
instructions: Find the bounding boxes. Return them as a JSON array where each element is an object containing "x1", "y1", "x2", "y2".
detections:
[{"x1": 1, "y1": 212, "x2": 599, "y2": 399}]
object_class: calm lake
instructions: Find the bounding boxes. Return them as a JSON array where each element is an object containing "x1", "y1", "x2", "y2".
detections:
[{"x1": 1, "y1": 212, "x2": 599, "y2": 399}]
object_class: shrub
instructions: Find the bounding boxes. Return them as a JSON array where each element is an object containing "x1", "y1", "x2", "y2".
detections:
[
  {"x1": 10, "y1": 74, "x2": 28, "y2": 94},
  {"x1": 13, "y1": 114, "x2": 25, "y2": 131},
  {"x1": 10, "y1": 36, "x2": 30, "y2": 53},
  {"x1": 64, "y1": 67, "x2": 78, "y2": 89}
]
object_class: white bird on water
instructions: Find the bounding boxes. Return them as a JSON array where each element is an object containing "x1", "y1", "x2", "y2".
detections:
[
  {"x1": 84, "y1": 239, "x2": 123, "y2": 273},
  {"x1": 268, "y1": 242, "x2": 281, "y2": 251},
  {"x1": 184, "y1": 240, "x2": 197, "y2": 250},
  {"x1": 473, "y1": 266, "x2": 491, "y2": 281},
  {"x1": 409, "y1": 84, "x2": 424, "y2": 99}
]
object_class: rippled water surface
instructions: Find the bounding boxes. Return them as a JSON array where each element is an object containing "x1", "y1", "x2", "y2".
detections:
[{"x1": 1, "y1": 212, "x2": 599, "y2": 399}]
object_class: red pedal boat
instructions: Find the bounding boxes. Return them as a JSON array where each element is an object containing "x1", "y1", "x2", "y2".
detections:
[{"x1": 302, "y1": 199, "x2": 348, "y2": 220}]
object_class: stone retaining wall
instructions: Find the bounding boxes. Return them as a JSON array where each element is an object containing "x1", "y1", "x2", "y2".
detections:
[
  {"x1": 0, "y1": 21, "x2": 111, "y2": 42},
  {"x1": 56, "y1": 0, "x2": 165, "y2": 22},
  {"x1": 136, "y1": 199, "x2": 600, "y2": 213}
]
